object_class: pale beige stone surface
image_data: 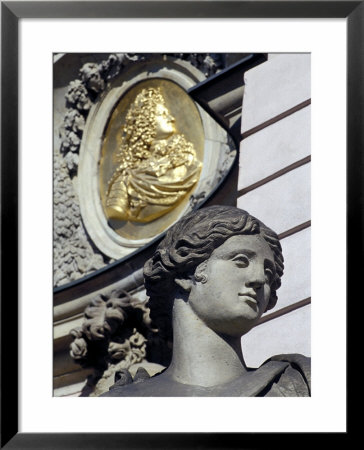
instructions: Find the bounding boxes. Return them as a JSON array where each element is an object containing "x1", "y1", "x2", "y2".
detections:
[
  {"x1": 269, "y1": 227, "x2": 311, "y2": 313},
  {"x1": 237, "y1": 163, "x2": 311, "y2": 235},
  {"x1": 237, "y1": 53, "x2": 311, "y2": 374},
  {"x1": 242, "y1": 305, "x2": 311, "y2": 368},
  {"x1": 241, "y1": 53, "x2": 311, "y2": 133},
  {"x1": 238, "y1": 105, "x2": 311, "y2": 190},
  {"x1": 53, "y1": 381, "x2": 86, "y2": 397}
]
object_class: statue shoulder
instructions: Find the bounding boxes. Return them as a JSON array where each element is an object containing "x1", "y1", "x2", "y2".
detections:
[
  {"x1": 260, "y1": 353, "x2": 311, "y2": 397},
  {"x1": 100, "y1": 366, "x2": 171, "y2": 397}
]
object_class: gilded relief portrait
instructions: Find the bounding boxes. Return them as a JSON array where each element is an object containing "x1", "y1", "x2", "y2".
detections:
[{"x1": 100, "y1": 81, "x2": 203, "y2": 234}]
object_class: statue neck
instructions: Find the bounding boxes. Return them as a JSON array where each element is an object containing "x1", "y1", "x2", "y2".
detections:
[{"x1": 165, "y1": 297, "x2": 248, "y2": 387}]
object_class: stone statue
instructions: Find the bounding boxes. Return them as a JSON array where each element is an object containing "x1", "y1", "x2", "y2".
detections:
[
  {"x1": 105, "y1": 87, "x2": 202, "y2": 223},
  {"x1": 101, "y1": 205, "x2": 311, "y2": 396}
]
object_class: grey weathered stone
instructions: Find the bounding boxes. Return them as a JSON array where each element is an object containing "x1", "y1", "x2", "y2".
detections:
[
  {"x1": 101, "y1": 205, "x2": 311, "y2": 397},
  {"x1": 53, "y1": 150, "x2": 109, "y2": 287},
  {"x1": 68, "y1": 288, "x2": 166, "y2": 396}
]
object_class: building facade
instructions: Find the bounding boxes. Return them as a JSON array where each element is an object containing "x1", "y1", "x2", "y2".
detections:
[{"x1": 53, "y1": 52, "x2": 311, "y2": 396}]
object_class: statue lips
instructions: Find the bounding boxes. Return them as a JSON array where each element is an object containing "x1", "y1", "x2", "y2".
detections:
[{"x1": 238, "y1": 291, "x2": 259, "y2": 311}]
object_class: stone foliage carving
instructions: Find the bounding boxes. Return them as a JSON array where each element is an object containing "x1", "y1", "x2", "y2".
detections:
[
  {"x1": 69, "y1": 288, "x2": 164, "y2": 396},
  {"x1": 53, "y1": 153, "x2": 107, "y2": 286},
  {"x1": 172, "y1": 53, "x2": 224, "y2": 77},
  {"x1": 60, "y1": 55, "x2": 132, "y2": 176}
]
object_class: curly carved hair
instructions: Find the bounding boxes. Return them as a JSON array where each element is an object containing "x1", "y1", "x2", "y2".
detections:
[
  {"x1": 115, "y1": 87, "x2": 167, "y2": 167},
  {"x1": 144, "y1": 205, "x2": 284, "y2": 333}
]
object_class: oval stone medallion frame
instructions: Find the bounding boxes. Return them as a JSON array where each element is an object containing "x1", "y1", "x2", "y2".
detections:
[
  {"x1": 100, "y1": 78, "x2": 204, "y2": 237},
  {"x1": 78, "y1": 57, "x2": 236, "y2": 259}
]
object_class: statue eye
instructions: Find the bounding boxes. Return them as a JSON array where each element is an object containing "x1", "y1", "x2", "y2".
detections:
[{"x1": 232, "y1": 254, "x2": 249, "y2": 267}]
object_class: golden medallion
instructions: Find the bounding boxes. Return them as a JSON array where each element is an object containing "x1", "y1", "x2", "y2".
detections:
[{"x1": 99, "y1": 79, "x2": 204, "y2": 240}]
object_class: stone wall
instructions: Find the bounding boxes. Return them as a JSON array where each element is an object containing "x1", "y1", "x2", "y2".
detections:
[
  {"x1": 53, "y1": 53, "x2": 311, "y2": 395},
  {"x1": 53, "y1": 53, "x2": 243, "y2": 396},
  {"x1": 238, "y1": 53, "x2": 311, "y2": 367}
]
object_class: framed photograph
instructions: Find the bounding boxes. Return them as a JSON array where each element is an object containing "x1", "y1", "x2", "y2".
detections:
[{"x1": 1, "y1": 1, "x2": 358, "y2": 448}]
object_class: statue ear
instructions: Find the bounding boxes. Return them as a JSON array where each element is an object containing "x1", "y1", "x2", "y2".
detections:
[
  {"x1": 174, "y1": 277, "x2": 193, "y2": 292},
  {"x1": 174, "y1": 261, "x2": 208, "y2": 292},
  {"x1": 194, "y1": 261, "x2": 208, "y2": 284}
]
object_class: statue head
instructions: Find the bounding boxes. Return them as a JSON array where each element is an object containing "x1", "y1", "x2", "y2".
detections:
[{"x1": 144, "y1": 205, "x2": 284, "y2": 337}]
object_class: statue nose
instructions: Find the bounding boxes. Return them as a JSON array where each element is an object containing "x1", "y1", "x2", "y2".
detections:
[
  {"x1": 246, "y1": 268, "x2": 265, "y2": 289},
  {"x1": 246, "y1": 279, "x2": 264, "y2": 289}
]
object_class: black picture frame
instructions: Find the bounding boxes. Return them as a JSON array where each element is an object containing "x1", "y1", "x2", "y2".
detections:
[{"x1": 1, "y1": 1, "x2": 358, "y2": 448}]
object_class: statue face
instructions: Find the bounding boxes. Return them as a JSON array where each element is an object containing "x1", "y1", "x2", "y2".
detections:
[
  {"x1": 187, "y1": 234, "x2": 275, "y2": 337},
  {"x1": 154, "y1": 104, "x2": 176, "y2": 139}
]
